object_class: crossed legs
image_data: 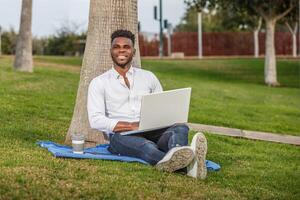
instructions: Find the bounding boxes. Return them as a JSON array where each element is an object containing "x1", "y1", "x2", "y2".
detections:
[{"x1": 108, "y1": 124, "x2": 189, "y2": 165}]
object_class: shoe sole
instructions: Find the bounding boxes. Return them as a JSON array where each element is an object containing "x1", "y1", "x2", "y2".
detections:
[
  {"x1": 194, "y1": 133, "x2": 207, "y2": 179},
  {"x1": 156, "y1": 148, "x2": 194, "y2": 173}
]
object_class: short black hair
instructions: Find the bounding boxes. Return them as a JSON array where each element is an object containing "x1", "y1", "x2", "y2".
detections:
[{"x1": 111, "y1": 29, "x2": 135, "y2": 46}]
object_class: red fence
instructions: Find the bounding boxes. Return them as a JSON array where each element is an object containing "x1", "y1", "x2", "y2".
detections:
[{"x1": 139, "y1": 32, "x2": 300, "y2": 56}]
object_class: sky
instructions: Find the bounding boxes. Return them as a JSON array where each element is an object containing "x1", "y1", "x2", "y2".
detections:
[{"x1": 0, "y1": 0, "x2": 186, "y2": 37}]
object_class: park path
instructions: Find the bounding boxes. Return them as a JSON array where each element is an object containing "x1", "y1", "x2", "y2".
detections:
[{"x1": 188, "y1": 123, "x2": 300, "y2": 146}]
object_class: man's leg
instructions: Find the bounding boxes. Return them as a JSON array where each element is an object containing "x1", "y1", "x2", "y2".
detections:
[
  {"x1": 109, "y1": 132, "x2": 194, "y2": 172},
  {"x1": 150, "y1": 124, "x2": 190, "y2": 173},
  {"x1": 108, "y1": 133, "x2": 165, "y2": 165},
  {"x1": 155, "y1": 123, "x2": 189, "y2": 152}
]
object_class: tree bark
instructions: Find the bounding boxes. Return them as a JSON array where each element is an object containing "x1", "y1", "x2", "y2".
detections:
[
  {"x1": 254, "y1": 30, "x2": 259, "y2": 58},
  {"x1": 198, "y1": 12, "x2": 203, "y2": 59},
  {"x1": 292, "y1": 33, "x2": 297, "y2": 57},
  {"x1": 264, "y1": 19, "x2": 279, "y2": 86},
  {"x1": 253, "y1": 18, "x2": 262, "y2": 58},
  {"x1": 285, "y1": 22, "x2": 298, "y2": 57},
  {"x1": 14, "y1": 0, "x2": 33, "y2": 72},
  {"x1": 65, "y1": 0, "x2": 140, "y2": 146}
]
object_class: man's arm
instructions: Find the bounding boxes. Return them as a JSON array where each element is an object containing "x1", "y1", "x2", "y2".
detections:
[
  {"x1": 150, "y1": 72, "x2": 163, "y2": 93},
  {"x1": 87, "y1": 79, "x2": 119, "y2": 132},
  {"x1": 88, "y1": 78, "x2": 139, "y2": 133}
]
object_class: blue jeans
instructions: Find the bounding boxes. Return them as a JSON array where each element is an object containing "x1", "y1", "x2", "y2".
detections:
[{"x1": 108, "y1": 123, "x2": 189, "y2": 165}]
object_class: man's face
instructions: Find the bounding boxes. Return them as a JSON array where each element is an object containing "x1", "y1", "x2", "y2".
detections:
[{"x1": 110, "y1": 37, "x2": 136, "y2": 68}]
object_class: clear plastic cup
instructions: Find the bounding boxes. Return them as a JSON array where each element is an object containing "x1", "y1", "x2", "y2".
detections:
[{"x1": 71, "y1": 133, "x2": 85, "y2": 154}]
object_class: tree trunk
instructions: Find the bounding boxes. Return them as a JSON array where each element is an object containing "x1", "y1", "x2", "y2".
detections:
[
  {"x1": 14, "y1": 0, "x2": 33, "y2": 72},
  {"x1": 285, "y1": 22, "x2": 298, "y2": 57},
  {"x1": 253, "y1": 18, "x2": 262, "y2": 58},
  {"x1": 292, "y1": 23, "x2": 298, "y2": 57},
  {"x1": 264, "y1": 19, "x2": 279, "y2": 86},
  {"x1": 254, "y1": 30, "x2": 259, "y2": 58},
  {"x1": 65, "y1": 0, "x2": 140, "y2": 146},
  {"x1": 198, "y1": 12, "x2": 203, "y2": 59},
  {"x1": 292, "y1": 33, "x2": 297, "y2": 57}
]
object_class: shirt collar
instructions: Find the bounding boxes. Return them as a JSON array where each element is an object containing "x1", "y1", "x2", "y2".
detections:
[{"x1": 111, "y1": 65, "x2": 134, "y2": 79}]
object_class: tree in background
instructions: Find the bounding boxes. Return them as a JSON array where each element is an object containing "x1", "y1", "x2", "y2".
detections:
[
  {"x1": 14, "y1": 0, "x2": 33, "y2": 72},
  {"x1": 177, "y1": 2, "x2": 263, "y2": 57},
  {"x1": 231, "y1": 0, "x2": 296, "y2": 86},
  {"x1": 65, "y1": 0, "x2": 141, "y2": 146},
  {"x1": 0, "y1": 28, "x2": 17, "y2": 55},
  {"x1": 45, "y1": 22, "x2": 86, "y2": 56},
  {"x1": 220, "y1": 4, "x2": 263, "y2": 57},
  {"x1": 283, "y1": 6, "x2": 299, "y2": 57},
  {"x1": 32, "y1": 37, "x2": 48, "y2": 55},
  {"x1": 0, "y1": 25, "x2": 85, "y2": 56},
  {"x1": 176, "y1": 4, "x2": 239, "y2": 32}
]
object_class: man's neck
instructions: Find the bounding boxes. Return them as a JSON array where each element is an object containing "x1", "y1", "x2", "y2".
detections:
[{"x1": 114, "y1": 64, "x2": 131, "y2": 77}]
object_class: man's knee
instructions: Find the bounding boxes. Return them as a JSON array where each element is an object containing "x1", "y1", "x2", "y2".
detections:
[
  {"x1": 171, "y1": 123, "x2": 189, "y2": 134},
  {"x1": 110, "y1": 133, "x2": 120, "y2": 144}
]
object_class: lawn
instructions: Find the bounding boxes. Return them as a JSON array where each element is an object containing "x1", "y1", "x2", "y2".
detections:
[
  {"x1": 0, "y1": 56, "x2": 299, "y2": 199},
  {"x1": 33, "y1": 56, "x2": 300, "y2": 135}
]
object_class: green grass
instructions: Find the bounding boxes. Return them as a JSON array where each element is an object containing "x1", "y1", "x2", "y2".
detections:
[
  {"x1": 142, "y1": 59, "x2": 300, "y2": 136},
  {"x1": 30, "y1": 56, "x2": 300, "y2": 135},
  {"x1": 34, "y1": 55, "x2": 83, "y2": 66},
  {"x1": 0, "y1": 56, "x2": 299, "y2": 199}
]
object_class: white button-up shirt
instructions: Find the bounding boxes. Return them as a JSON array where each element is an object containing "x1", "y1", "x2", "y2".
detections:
[{"x1": 87, "y1": 66, "x2": 163, "y2": 132}]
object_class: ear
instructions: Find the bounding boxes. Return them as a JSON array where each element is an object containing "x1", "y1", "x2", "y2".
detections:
[{"x1": 133, "y1": 48, "x2": 136, "y2": 55}]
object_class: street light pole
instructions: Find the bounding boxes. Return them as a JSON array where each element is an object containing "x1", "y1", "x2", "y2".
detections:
[{"x1": 159, "y1": 0, "x2": 163, "y2": 58}]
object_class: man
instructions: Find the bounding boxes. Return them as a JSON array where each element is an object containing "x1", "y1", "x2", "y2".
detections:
[{"x1": 87, "y1": 29, "x2": 207, "y2": 179}]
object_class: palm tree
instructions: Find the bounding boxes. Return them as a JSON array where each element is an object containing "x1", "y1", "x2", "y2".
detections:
[
  {"x1": 65, "y1": 0, "x2": 141, "y2": 146},
  {"x1": 14, "y1": 0, "x2": 33, "y2": 72}
]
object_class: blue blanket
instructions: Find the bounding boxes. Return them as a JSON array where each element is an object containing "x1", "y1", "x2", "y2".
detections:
[{"x1": 37, "y1": 141, "x2": 221, "y2": 171}]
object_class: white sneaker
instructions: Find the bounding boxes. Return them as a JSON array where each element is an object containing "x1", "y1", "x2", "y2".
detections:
[
  {"x1": 187, "y1": 132, "x2": 207, "y2": 179},
  {"x1": 156, "y1": 146, "x2": 194, "y2": 173}
]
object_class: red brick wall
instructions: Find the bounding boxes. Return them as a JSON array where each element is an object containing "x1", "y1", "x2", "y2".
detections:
[{"x1": 139, "y1": 32, "x2": 300, "y2": 56}]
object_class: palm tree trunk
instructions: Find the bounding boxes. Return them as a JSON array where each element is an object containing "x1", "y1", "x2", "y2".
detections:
[
  {"x1": 14, "y1": 0, "x2": 33, "y2": 72},
  {"x1": 65, "y1": 0, "x2": 140, "y2": 146},
  {"x1": 264, "y1": 19, "x2": 279, "y2": 86}
]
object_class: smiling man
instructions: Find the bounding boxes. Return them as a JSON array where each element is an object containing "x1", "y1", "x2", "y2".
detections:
[{"x1": 87, "y1": 29, "x2": 207, "y2": 179}]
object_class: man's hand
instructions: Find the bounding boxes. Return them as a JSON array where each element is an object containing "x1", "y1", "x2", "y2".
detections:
[
  {"x1": 131, "y1": 122, "x2": 139, "y2": 130},
  {"x1": 113, "y1": 121, "x2": 139, "y2": 133}
]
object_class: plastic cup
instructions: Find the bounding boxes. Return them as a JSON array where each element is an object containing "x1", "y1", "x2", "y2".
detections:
[{"x1": 71, "y1": 133, "x2": 85, "y2": 154}]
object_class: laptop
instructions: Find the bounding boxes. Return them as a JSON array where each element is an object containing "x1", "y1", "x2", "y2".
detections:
[{"x1": 121, "y1": 87, "x2": 191, "y2": 136}]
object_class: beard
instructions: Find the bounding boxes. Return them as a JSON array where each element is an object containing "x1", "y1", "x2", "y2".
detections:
[{"x1": 111, "y1": 54, "x2": 133, "y2": 69}]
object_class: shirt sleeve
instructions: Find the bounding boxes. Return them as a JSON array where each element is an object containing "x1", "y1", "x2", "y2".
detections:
[
  {"x1": 150, "y1": 72, "x2": 163, "y2": 93},
  {"x1": 87, "y1": 78, "x2": 118, "y2": 132}
]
